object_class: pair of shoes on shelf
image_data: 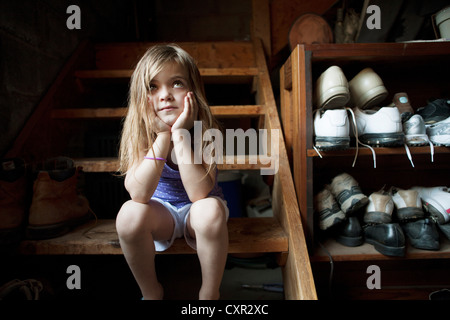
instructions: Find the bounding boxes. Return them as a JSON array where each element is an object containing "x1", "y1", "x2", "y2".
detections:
[
  {"x1": 315, "y1": 173, "x2": 368, "y2": 247},
  {"x1": 0, "y1": 157, "x2": 91, "y2": 244},
  {"x1": 314, "y1": 66, "x2": 406, "y2": 150},
  {"x1": 365, "y1": 185, "x2": 450, "y2": 254},
  {"x1": 366, "y1": 187, "x2": 442, "y2": 256},
  {"x1": 377, "y1": 95, "x2": 450, "y2": 148},
  {"x1": 315, "y1": 66, "x2": 388, "y2": 110},
  {"x1": 313, "y1": 105, "x2": 404, "y2": 150},
  {"x1": 313, "y1": 103, "x2": 403, "y2": 169},
  {"x1": 358, "y1": 187, "x2": 450, "y2": 256}
]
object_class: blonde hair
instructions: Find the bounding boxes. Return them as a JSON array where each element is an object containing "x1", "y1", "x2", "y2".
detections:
[{"x1": 118, "y1": 44, "x2": 221, "y2": 176}]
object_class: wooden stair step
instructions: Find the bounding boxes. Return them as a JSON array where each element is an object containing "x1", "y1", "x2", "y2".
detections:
[
  {"x1": 74, "y1": 157, "x2": 273, "y2": 172},
  {"x1": 51, "y1": 105, "x2": 265, "y2": 119},
  {"x1": 94, "y1": 42, "x2": 256, "y2": 70},
  {"x1": 75, "y1": 68, "x2": 259, "y2": 80},
  {"x1": 17, "y1": 217, "x2": 288, "y2": 258}
]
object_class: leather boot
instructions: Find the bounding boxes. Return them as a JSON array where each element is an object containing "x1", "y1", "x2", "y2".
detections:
[
  {"x1": 0, "y1": 158, "x2": 27, "y2": 245},
  {"x1": 27, "y1": 157, "x2": 90, "y2": 239}
]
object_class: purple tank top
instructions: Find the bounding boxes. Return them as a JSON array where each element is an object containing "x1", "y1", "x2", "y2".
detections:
[{"x1": 152, "y1": 163, "x2": 224, "y2": 208}]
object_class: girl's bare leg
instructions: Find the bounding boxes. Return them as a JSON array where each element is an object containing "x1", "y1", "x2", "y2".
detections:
[
  {"x1": 116, "y1": 200, "x2": 174, "y2": 300},
  {"x1": 187, "y1": 198, "x2": 229, "y2": 300}
]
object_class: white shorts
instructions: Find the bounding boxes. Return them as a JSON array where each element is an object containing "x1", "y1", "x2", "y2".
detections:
[{"x1": 150, "y1": 196, "x2": 229, "y2": 252}]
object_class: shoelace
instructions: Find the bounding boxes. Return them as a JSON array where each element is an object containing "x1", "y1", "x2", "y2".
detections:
[
  {"x1": 312, "y1": 109, "x2": 324, "y2": 159},
  {"x1": 345, "y1": 107, "x2": 377, "y2": 168},
  {"x1": 404, "y1": 143, "x2": 414, "y2": 167},
  {"x1": 404, "y1": 133, "x2": 435, "y2": 163},
  {"x1": 313, "y1": 107, "x2": 377, "y2": 167}
]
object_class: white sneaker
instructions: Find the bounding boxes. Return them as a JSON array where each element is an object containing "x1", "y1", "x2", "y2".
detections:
[
  {"x1": 403, "y1": 114, "x2": 431, "y2": 146},
  {"x1": 426, "y1": 116, "x2": 450, "y2": 146},
  {"x1": 352, "y1": 106, "x2": 404, "y2": 147},
  {"x1": 348, "y1": 68, "x2": 388, "y2": 109},
  {"x1": 314, "y1": 109, "x2": 350, "y2": 150},
  {"x1": 315, "y1": 66, "x2": 350, "y2": 109},
  {"x1": 412, "y1": 186, "x2": 450, "y2": 224}
]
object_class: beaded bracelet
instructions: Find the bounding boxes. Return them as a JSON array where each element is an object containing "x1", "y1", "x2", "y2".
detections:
[{"x1": 144, "y1": 156, "x2": 167, "y2": 162}]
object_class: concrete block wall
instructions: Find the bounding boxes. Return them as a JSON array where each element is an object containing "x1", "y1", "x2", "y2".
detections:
[
  {"x1": 1, "y1": 0, "x2": 251, "y2": 157},
  {"x1": 0, "y1": 0, "x2": 134, "y2": 156}
]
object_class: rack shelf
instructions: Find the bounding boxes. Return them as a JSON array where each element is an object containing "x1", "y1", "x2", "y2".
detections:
[
  {"x1": 312, "y1": 237, "x2": 450, "y2": 262},
  {"x1": 307, "y1": 146, "x2": 448, "y2": 158}
]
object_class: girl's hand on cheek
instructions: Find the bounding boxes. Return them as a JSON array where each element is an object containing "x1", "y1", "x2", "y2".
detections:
[
  {"x1": 149, "y1": 100, "x2": 172, "y2": 134},
  {"x1": 171, "y1": 92, "x2": 198, "y2": 132}
]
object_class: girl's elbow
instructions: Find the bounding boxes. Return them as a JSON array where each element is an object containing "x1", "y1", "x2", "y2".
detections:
[
  {"x1": 130, "y1": 195, "x2": 150, "y2": 204},
  {"x1": 127, "y1": 189, "x2": 151, "y2": 204},
  {"x1": 188, "y1": 188, "x2": 212, "y2": 203},
  {"x1": 188, "y1": 194, "x2": 207, "y2": 203}
]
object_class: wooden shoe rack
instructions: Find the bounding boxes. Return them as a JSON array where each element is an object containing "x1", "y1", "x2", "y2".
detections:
[
  {"x1": 280, "y1": 42, "x2": 450, "y2": 293},
  {"x1": 6, "y1": 39, "x2": 317, "y2": 300},
  {"x1": 280, "y1": 41, "x2": 450, "y2": 298}
]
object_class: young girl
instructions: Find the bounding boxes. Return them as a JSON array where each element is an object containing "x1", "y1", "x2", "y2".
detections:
[{"x1": 116, "y1": 44, "x2": 229, "y2": 300}]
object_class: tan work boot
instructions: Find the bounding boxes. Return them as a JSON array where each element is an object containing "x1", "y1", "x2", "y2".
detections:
[
  {"x1": 364, "y1": 191, "x2": 394, "y2": 224},
  {"x1": 0, "y1": 158, "x2": 28, "y2": 245},
  {"x1": 27, "y1": 157, "x2": 90, "y2": 239}
]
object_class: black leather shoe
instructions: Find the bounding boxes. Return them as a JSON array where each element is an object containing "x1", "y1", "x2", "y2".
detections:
[
  {"x1": 364, "y1": 223, "x2": 405, "y2": 257},
  {"x1": 401, "y1": 218, "x2": 439, "y2": 250},
  {"x1": 334, "y1": 217, "x2": 363, "y2": 247}
]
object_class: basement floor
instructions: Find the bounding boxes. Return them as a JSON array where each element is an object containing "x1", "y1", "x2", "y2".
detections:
[{"x1": 0, "y1": 254, "x2": 284, "y2": 300}]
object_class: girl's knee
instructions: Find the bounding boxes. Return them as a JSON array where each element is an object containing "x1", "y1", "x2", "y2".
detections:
[
  {"x1": 116, "y1": 200, "x2": 151, "y2": 242},
  {"x1": 190, "y1": 198, "x2": 227, "y2": 234}
]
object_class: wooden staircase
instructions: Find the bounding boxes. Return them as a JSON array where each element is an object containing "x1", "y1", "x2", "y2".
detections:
[{"x1": 7, "y1": 39, "x2": 317, "y2": 300}]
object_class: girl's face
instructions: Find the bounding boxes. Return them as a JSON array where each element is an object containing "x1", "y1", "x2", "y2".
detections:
[{"x1": 148, "y1": 61, "x2": 190, "y2": 127}]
